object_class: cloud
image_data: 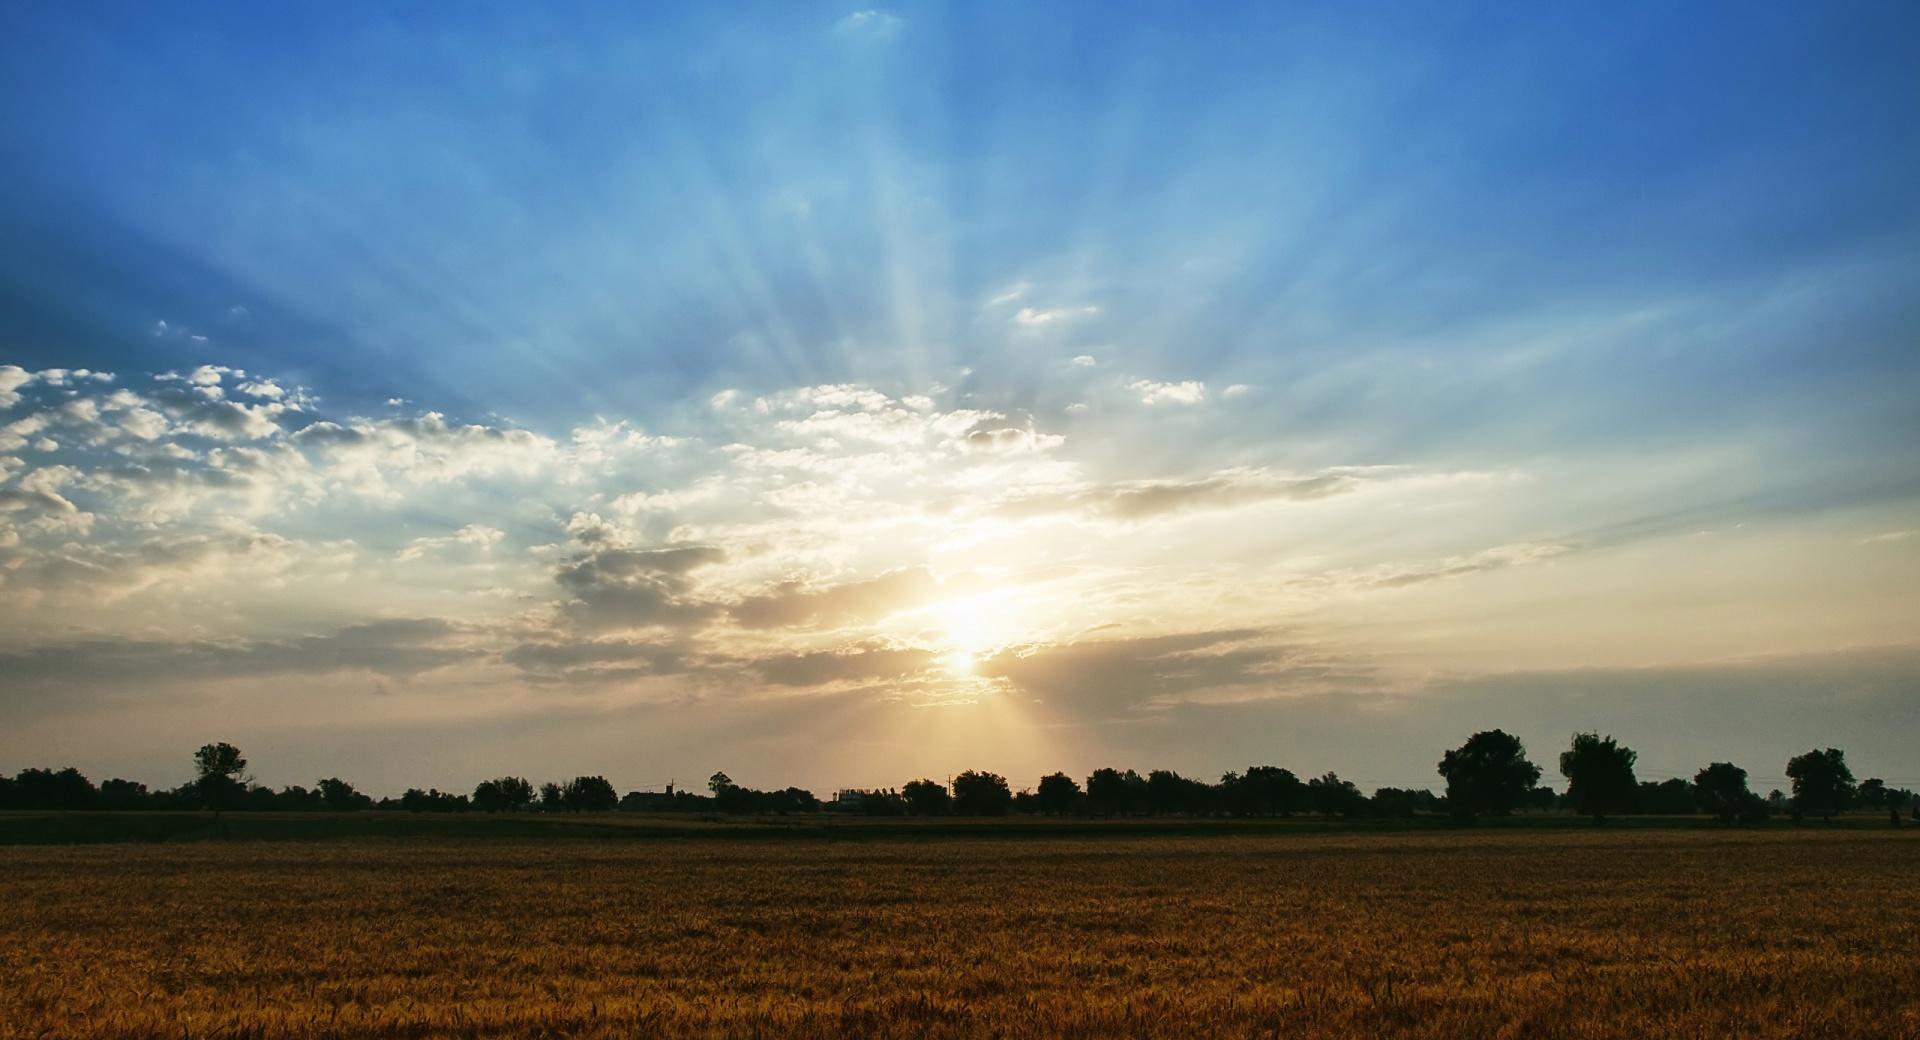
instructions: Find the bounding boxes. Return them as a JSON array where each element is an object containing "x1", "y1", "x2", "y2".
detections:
[
  {"x1": 553, "y1": 543, "x2": 726, "y2": 632},
  {"x1": 732, "y1": 567, "x2": 940, "y2": 629},
  {"x1": 0, "y1": 617, "x2": 478, "y2": 688},
  {"x1": 1222, "y1": 383, "x2": 1253, "y2": 399},
  {"x1": 834, "y1": 9, "x2": 902, "y2": 40},
  {"x1": 502, "y1": 638, "x2": 694, "y2": 684},
  {"x1": 1333, "y1": 542, "x2": 1572, "y2": 590},
  {"x1": 1071, "y1": 355, "x2": 1097, "y2": 367},
  {"x1": 993, "y1": 467, "x2": 1365, "y2": 523},
  {"x1": 1129, "y1": 379, "x2": 1207, "y2": 405},
  {"x1": 1858, "y1": 530, "x2": 1914, "y2": 546},
  {"x1": 0, "y1": 366, "x2": 31, "y2": 409},
  {"x1": 1014, "y1": 305, "x2": 1099, "y2": 327},
  {"x1": 397, "y1": 524, "x2": 506, "y2": 561},
  {"x1": 960, "y1": 426, "x2": 1065, "y2": 455},
  {"x1": 978, "y1": 628, "x2": 1367, "y2": 717},
  {"x1": 986, "y1": 283, "x2": 1031, "y2": 307},
  {"x1": 753, "y1": 640, "x2": 940, "y2": 687}
]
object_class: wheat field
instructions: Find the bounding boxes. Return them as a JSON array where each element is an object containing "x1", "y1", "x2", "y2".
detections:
[{"x1": 2, "y1": 827, "x2": 1915, "y2": 1038}]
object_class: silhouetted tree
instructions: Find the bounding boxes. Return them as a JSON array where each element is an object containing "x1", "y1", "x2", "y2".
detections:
[
  {"x1": 902, "y1": 778, "x2": 951, "y2": 816},
  {"x1": 1635, "y1": 778, "x2": 1694, "y2": 815},
  {"x1": 1220, "y1": 766, "x2": 1305, "y2": 817},
  {"x1": 1307, "y1": 772, "x2": 1368, "y2": 818},
  {"x1": 1785, "y1": 748, "x2": 1855, "y2": 822},
  {"x1": 315, "y1": 777, "x2": 371, "y2": 811},
  {"x1": 473, "y1": 776, "x2": 535, "y2": 812},
  {"x1": 538, "y1": 781, "x2": 566, "y2": 812},
  {"x1": 562, "y1": 775, "x2": 619, "y2": 812},
  {"x1": 1692, "y1": 762, "x2": 1753, "y2": 823},
  {"x1": 1368, "y1": 787, "x2": 1437, "y2": 818},
  {"x1": 192, "y1": 742, "x2": 249, "y2": 814},
  {"x1": 1857, "y1": 778, "x2": 1887, "y2": 810},
  {"x1": 951, "y1": 770, "x2": 1012, "y2": 816},
  {"x1": 1085, "y1": 768, "x2": 1145, "y2": 817},
  {"x1": 8, "y1": 767, "x2": 98, "y2": 810},
  {"x1": 99, "y1": 777, "x2": 150, "y2": 810},
  {"x1": 706, "y1": 771, "x2": 757, "y2": 813},
  {"x1": 1438, "y1": 730, "x2": 1541, "y2": 820},
  {"x1": 1036, "y1": 772, "x2": 1081, "y2": 816},
  {"x1": 1147, "y1": 770, "x2": 1213, "y2": 815},
  {"x1": 1559, "y1": 733, "x2": 1638, "y2": 822},
  {"x1": 857, "y1": 790, "x2": 906, "y2": 815},
  {"x1": 400, "y1": 788, "x2": 469, "y2": 812}
]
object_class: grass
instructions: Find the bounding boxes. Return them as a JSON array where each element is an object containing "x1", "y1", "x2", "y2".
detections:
[{"x1": 3, "y1": 827, "x2": 1915, "y2": 1038}]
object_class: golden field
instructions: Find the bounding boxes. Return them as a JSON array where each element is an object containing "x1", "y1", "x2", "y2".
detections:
[{"x1": 2, "y1": 826, "x2": 1916, "y2": 1039}]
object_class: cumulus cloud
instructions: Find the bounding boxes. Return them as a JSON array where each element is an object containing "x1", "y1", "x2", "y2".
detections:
[
  {"x1": 960, "y1": 425, "x2": 1065, "y2": 455},
  {"x1": 552, "y1": 543, "x2": 726, "y2": 632},
  {"x1": 1129, "y1": 379, "x2": 1207, "y2": 405},
  {"x1": 0, "y1": 366, "x2": 32, "y2": 409},
  {"x1": 398, "y1": 524, "x2": 506, "y2": 561}
]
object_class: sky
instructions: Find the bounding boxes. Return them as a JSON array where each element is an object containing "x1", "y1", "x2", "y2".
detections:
[{"x1": 2, "y1": 2, "x2": 1917, "y2": 797}]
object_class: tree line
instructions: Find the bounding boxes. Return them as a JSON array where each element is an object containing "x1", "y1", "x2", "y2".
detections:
[{"x1": 2, "y1": 732, "x2": 1913, "y2": 825}]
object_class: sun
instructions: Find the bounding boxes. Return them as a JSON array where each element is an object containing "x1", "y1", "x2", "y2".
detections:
[{"x1": 931, "y1": 596, "x2": 1004, "y2": 674}]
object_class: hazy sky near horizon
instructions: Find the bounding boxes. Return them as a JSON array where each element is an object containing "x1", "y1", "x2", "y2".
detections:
[{"x1": 2, "y1": 2, "x2": 1918, "y2": 795}]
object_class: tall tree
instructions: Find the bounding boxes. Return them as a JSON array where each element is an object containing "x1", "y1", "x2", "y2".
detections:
[
  {"x1": 902, "y1": 778, "x2": 951, "y2": 816},
  {"x1": 473, "y1": 776, "x2": 535, "y2": 812},
  {"x1": 563, "y1": 775, "x2": 619, "y2": 813},
  {"x1": 1307, "y1": 772, "x2": 1367, "y2": 817},
  {"x1": 1559, "y1": 733, "x2": 1639, "y2": 822},
  {"x1": 1036, "y1": 772, "x2": 1081, "y2": 816},
  {"x1": 1785, "y1": 748, "x2": 1856, "y2": 822},
  {"x1": 315, "y1": 777, "x2": 369, "y2": 811},
  {"x1": 1085, "y1": 768, "x2": 1143, "y2": 817},
  {"x1": 1438, "y1": 730, "x2": 1541, "y2": 820},
  {"x1": 951, "y1": 770, "x2": 1012, "y2": 816},
  {"x1": 192, "y1": 742, "x2": 250, "y2": 814},
  {"x1": 1691, "y1": 762, "x2": 1753, "y2": 823}
]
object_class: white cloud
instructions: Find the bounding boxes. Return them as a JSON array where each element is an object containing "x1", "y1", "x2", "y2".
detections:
[
  {"x1": 398, "y1": 524, "x2": 507, "y2": 562},
  {"x1": 1858, "y1": 530, "x2": 1914, "y2": 546},
  {"x1": 986, "y1": 283, "x2": 1031, "y2": 308},
  {"x1": 1129, "y1": 379, "x2": 1207, "y2": 405},
  {"x1": 1014, "y1": 305, "x2": 1099, "y2": 327},
  {"x1": 1222, "y1": 383, "x2": 1253, "y2": 399},
  {"x1": 834, "y1": 9, "x2": 902, "y2": 39},
  {"x1": 0, "y1": 366, "x2": 30, "y2": 409},
  {"x1": 1071, "y1": 355, "x2": 1097, "y2": 367}
]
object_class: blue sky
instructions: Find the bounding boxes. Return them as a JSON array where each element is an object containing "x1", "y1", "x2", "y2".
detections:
[{"x1": 1, "y1": 3, "x2": 1917, "y2": 793}]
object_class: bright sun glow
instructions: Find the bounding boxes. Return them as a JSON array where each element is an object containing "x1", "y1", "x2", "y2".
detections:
[{"x1": 929, "y1": 595, "x2": 1013, "y2": 674}]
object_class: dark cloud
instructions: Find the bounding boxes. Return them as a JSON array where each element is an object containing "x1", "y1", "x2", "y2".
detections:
[
  {"x1": 752, "y1": 641, "x2": 942, "y2": 687},
  {"x1": 552, "y1": 544, "x2": 725, "y2": 632},
  {"x1": 0, "y1": 617, "x2": 478, "y2": 690},
  {"x1": 977, "y1": 628, "x2": 1373, "y2": 717},
  {"x1": 731, "y1": 567, "x2": 940, "y2": 629}
]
